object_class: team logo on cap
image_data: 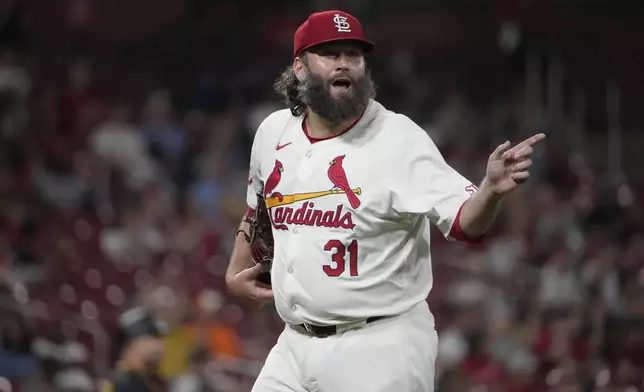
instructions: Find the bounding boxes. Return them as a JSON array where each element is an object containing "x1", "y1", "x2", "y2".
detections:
[{"x1": 333, "y1": 13, "x2": 351, "y2": 32}]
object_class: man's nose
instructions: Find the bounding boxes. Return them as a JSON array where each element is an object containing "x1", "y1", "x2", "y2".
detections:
[{"x1": 335, "y1": 54, "x2": 351, "y2": 70}]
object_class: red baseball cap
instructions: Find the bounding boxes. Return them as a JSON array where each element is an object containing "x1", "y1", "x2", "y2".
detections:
[{"x1": 293, "y1": 10, "x2": 375, "y2": 58}]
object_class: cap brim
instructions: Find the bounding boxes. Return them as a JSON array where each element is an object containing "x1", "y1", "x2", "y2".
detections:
[{"x1": 298, "y1": 38, "x2": 375, "y2": 57}]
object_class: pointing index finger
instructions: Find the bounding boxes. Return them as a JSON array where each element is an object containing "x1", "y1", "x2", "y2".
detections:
[
  {"x1": 504, "y1": 133, "x2": 546, "y2": 158},
  {"x1": 526, "y1": 133, "x2": 546, "y2": 145},
  {"x1": 517, "y1": 133, "x2": 546, "y2": 149}
]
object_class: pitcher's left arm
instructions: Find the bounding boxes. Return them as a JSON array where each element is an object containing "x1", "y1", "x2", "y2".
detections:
[{"x1": 458, "y1": 134, "x2": 545, "y2": 238}]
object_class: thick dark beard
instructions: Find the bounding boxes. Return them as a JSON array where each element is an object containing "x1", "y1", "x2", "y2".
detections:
[{"x1": 297, "y1": 69, "x2": 375, "y2": 124}]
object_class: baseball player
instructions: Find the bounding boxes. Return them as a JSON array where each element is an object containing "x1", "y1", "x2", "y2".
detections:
[{"x1": 226, "y1": 9, "x2": 545, "y2": 392}]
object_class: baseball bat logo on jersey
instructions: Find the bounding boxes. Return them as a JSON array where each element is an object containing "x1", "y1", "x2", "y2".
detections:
[{"x1": 263, "y1": 156, "x2": 361, "y2": 231}]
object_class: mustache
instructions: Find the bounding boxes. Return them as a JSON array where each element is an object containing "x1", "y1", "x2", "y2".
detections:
[{"x1": 298, "y1": 71, "x2": 371, "y2": 97}]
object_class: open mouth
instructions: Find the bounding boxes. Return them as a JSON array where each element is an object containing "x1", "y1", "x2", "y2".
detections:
[{"x1": 331, "y1": 78, "x2": 352, "y2": 91}]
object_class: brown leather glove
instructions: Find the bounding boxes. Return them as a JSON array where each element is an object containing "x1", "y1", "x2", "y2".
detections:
[{"x1": 238, "y1": 189, "x2": 273, "y2": 286}]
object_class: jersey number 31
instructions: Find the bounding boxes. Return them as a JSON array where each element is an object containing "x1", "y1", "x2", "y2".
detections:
[{"x1": 323, "y1": 240, "x2": 359, "y2": 277}]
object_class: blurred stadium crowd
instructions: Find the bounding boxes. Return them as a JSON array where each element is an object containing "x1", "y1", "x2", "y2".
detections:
[{"x1": 0, "y1": 0, "x2": 644, "y2": 391}]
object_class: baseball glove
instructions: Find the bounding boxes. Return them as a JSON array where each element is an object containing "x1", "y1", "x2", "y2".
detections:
[{"x1": 237, "y1": 189, "x2": 273, "y2": 286}]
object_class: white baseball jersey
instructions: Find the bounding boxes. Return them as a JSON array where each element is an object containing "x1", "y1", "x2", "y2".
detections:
[{"x1": 246, "y1": 99, "x2": 478, "y2": 326}]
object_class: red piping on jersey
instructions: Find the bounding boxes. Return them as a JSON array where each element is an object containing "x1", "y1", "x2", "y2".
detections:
[
  {"x1": 302, "y1": 112, "x2": 364, "y2": 144},
  {"x1": 449, "y1": 202, "x2": 484, "y2": 245}
]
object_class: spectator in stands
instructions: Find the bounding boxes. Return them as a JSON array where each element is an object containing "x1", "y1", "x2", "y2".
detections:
[
  {"x1": 106, "y1": 307, "x2": 167, "y2": 392},
  {"x1": 30, "y1": 330, "x2": 90, "y2": 392},
  {"x1": 59, "y1": 58, "x2": 105, "y2": 142},
  {"x1": 0, "y1": 309, "x2": 38, "y2": 382},
  {"x1": 31, "y1": 138, "x2": 91, "y2": 212},
  {"x1": 538, "y1": 245, "x2": 584, "y2": 310},
  {"x1": 141, "y1": 90, "x2": 185, "y2": 167},
  {"x1": 170, "y1": 345, "x2": 219, "y2": 392},
  {"x1": 108, "y1": 335, "x2": 166, "y2": 392},
  {"x1": 183, "y1": 289, "x2": 243, "y2": 361},
  {"x1": 90, "y1": 102, "x2": 158, "y2": 191},
  {"x1": 100, "y1": 202, "x2": 167, "y2": 267},
  {"x1": 0, "y1": 48, "x2": 30, "y2": 142}
]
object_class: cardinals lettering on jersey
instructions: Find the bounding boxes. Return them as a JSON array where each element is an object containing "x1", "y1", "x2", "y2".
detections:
[{"x1": 262, "y1": 155, "x2": 362, "y2": 232}]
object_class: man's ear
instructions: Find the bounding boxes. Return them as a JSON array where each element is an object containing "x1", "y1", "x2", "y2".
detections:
[{"x1": 293, "y1": 55, "x2": 306, "y2": 82}]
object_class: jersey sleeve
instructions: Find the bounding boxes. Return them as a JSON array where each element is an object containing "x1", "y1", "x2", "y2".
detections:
[
  {"x1": 388, "y1": 123, "x2": 480, "y2": 242},
  {"x1": 245, "y1": 129, "x2": 263, "y2": 217}
]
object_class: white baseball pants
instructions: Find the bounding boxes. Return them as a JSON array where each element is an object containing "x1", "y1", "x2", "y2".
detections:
[{"x1": 251, "y1": 301, "x2": 438, "y2": 392}]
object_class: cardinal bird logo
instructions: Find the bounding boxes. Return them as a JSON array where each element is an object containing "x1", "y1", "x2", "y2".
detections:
[
  {"x1": 264, "y1": 160, "x2": 284, "y2": 201},
  {"x1": 328, "y1": 155, "x2": 361, "y2": 209}
]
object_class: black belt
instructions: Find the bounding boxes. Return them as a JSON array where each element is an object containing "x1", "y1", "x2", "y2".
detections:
[{"x1": 292, "y1": 316, "x2": 388, "y2": 338}]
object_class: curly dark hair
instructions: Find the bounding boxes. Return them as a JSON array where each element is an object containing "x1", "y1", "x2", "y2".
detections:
[{"x1": 273, "y1": 62, "x2": 305, "y2": 117}]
